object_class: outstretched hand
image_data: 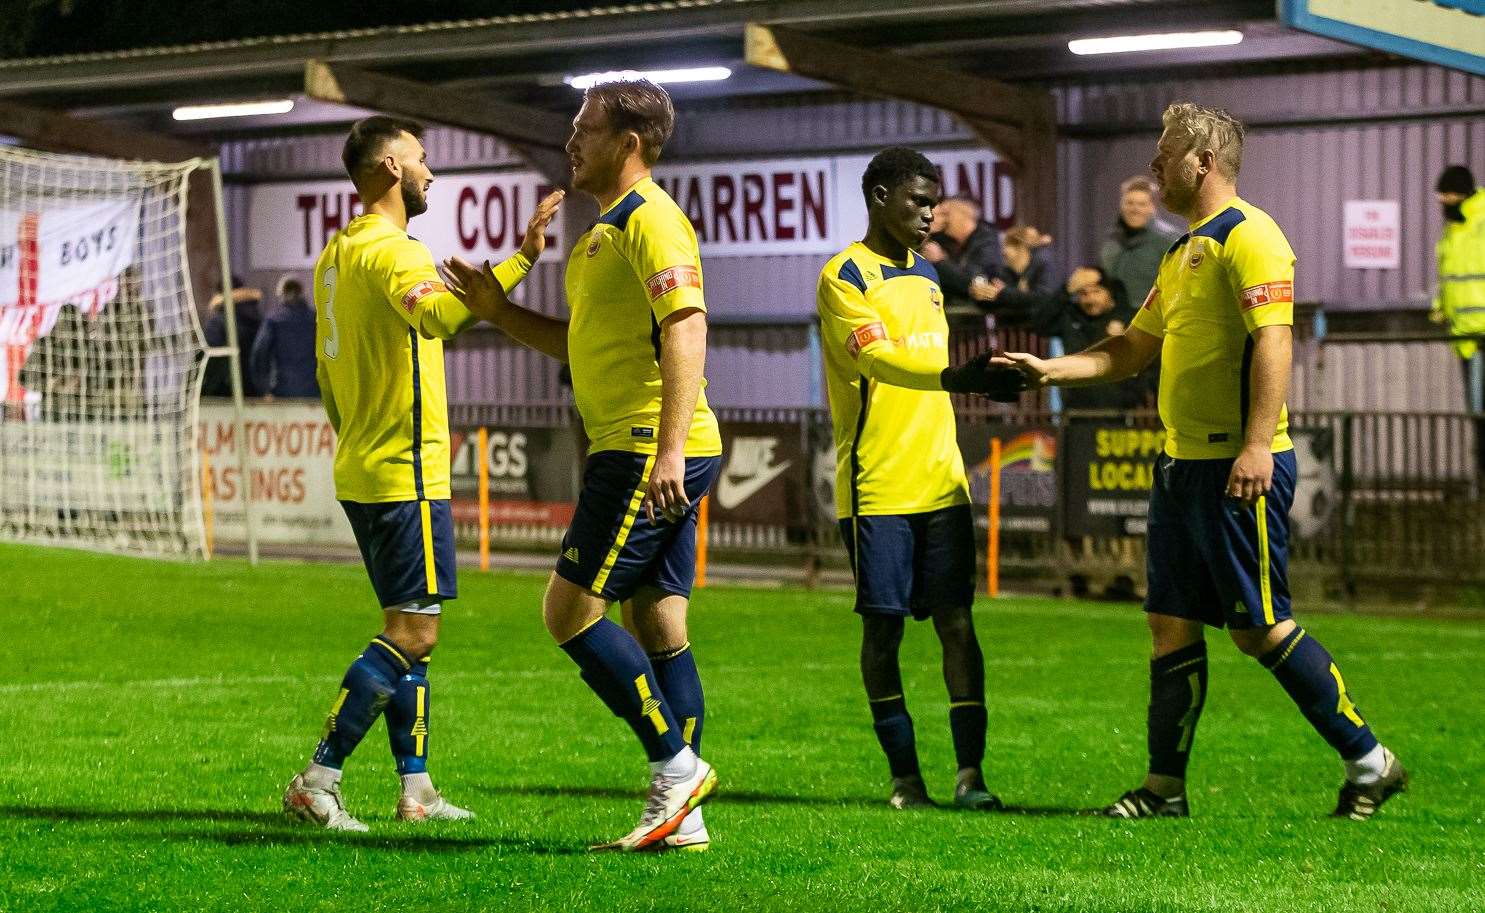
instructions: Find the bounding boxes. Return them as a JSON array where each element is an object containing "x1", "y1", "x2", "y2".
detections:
[
  {"x1": 518, "y1": 190, "x2": 566, "y2": 263},
  {"x1": 941, "y1": 351, "x2": 1030, "y2": 402},
  {"x1": 992, "y1": 352, "x2": 1052, "y2": 389},
  {"x1": 441, "y1": 256, "x2": 512, "y2": 324}
]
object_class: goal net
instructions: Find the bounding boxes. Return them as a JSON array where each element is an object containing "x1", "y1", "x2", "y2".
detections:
[{"x1": 0, "y1": 146, "x2": 211, "y2": 556}]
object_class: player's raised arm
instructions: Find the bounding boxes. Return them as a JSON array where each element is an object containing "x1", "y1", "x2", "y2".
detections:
[{"x1": 442, "y1": 255, "x2": 569, "y2": 362}]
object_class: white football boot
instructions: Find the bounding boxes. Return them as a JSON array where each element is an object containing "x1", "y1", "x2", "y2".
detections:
[
  {"x1": 282, "y1": 774, "x2": 369, "y2": 833},
  {"x1": 591, "y1": 752, "x2": 718, "y2": 852},
  {"x1": 661, "y1": 806, "x2": 710, "y2": 852},
  {"x1": 395, "y1": 791, "x2": 476, "y2": 822}
]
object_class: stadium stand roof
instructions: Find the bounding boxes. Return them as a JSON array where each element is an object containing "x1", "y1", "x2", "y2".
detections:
[{"x1": 0, "y1": 0, "x2": 1366, "y2": 137}]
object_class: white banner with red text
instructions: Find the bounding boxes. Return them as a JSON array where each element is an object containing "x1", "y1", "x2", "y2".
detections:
[
  {"x1": 0, "y1": 199, "x2": 140, "y2": 403},
  {"x1": 198, "y1": 401, "x2": 355, "y2": 546},
  {"x1": 245, "y1": 147, "x2": 1013, "y2": 267}
]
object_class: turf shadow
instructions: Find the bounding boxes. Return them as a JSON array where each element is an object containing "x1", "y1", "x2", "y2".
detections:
[
  {"x1": 471, "y1": 783, "x2": 881, "y2": 808},
  {"x1": 0, "y1": 805, "x2": 287, "y2": 826},
  {"x1": 159, "y1": 830, "x2": 587, "y2": 854},
  {"x1": 995, "y1": 803, "x2": 1101, "y2": 818}
]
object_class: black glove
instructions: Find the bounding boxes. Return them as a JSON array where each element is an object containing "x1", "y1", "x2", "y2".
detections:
[{"x1": 940, "y1": 351, "x2": 1029, "y2": 403}]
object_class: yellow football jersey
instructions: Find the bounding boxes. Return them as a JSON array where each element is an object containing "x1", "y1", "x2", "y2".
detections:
[
  {"x1": 564, "y1": 177, "x2": 721, "y2": 457},
  {"x1": 1131, "y1": 197, "x2": 1295, "y2": 460},
  {"x1": 313, "y1": 213, "x2": 528, "y2": 502},
  {"x1": 817, "y1": 242, "x2": 969, "y2": 518}
]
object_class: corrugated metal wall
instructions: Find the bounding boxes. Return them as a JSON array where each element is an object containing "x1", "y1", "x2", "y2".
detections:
[
  {"x1": 217, "y1": 62, "x2": 1484, "y2": 411},
  {"x1": 1057, "y1": 63, "x2": 1485, "y2": 311}
]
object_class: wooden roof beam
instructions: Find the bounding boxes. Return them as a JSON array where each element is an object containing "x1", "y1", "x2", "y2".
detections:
[
  {"x1": 744, "y1": 23, "x2": 1055, "y2": 147},
  {"x1": 0, "y1": 99, "x2": 211, "y2": 161},
  {"x1": 304, "y1": 60, "x2": 572, "y2": 183}
]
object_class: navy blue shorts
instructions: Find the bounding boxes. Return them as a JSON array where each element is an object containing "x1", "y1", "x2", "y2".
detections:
[
  {"x1": 1145, "y1": 450, "x2": 1296, "y2": 630},
  {"x1": 838, "y1": 504, "x2": 977, "y2": 620},
  {"x1": 555, "y1": 451, "x2": 722, "y2": 603},
  {"x1": 341, "y1": 499, "x2": 457, "y2": 609}
]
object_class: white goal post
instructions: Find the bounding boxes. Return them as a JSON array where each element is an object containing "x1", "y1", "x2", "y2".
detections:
[{"x1": 0, "y1": 145, "x2": 257, "y2": 560}]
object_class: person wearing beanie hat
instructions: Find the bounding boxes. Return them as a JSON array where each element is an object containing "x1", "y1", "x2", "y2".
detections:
[
  {"x1": 1431, "y1": 163, "x2": 1485, "y2": 474},
  {"x1": 1431, "y1": 162, "x2": 1485, "y2": 394}
]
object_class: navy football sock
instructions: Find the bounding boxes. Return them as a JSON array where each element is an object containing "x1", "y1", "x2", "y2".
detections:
[
  {"x1": 650, "y1": 643, "x2": 704, "y2": 756},
  {"x1": 385, "y1": 655, "x2": 431, "y2": 775},
  {"x1": 1146, "y1": 641, "x2": 1208, "y2": 779},
  {"x1": 313, "y1": 636, "x2": 408, "y2": 769},
  {"x1": 948, "y1": 700, "x2": 987, "y2": 772},
  {"x1": 562, "y1": 618, "x2": 686, "y2": 763},
  {"x1": 1260, "y1": 627, "x2": 1378, "y2": 761},
  {"x1": 869, "y1": 695, "x2": 921, "y2": 779}
]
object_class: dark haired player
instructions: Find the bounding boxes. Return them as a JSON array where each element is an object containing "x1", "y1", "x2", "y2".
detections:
[
  {"x1": 446, "y1": 80, "x2": 720, "y2": 851},
  {"x1": 817, "y1": 146, "x2": 1025, "y2": 810},
  {"x1": 282, "y1": 116, "x2": 562, "y2": 831}
]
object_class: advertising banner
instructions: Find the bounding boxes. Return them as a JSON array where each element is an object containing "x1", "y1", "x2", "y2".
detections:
[
  {"x1": 1061, "y1": 422, "x2": 1166, "y2": 537},
  {"x1": 249, "y1": 147, "x2": 1013, "y2": 265},
  {"x1": 198, "y1": 401, "x2": 353, "y2": 546},
  {"x1": 0, "y1": 420, "x2": 176, "y2": 514},
  {"x1": 960, "y1": 422, "x2": 1059, "y2": 535},
  {"x1": 448, "y1": 424, "x2": 582, "y2": 528},
  {"x1": 248, "y1": 171, "x2": 562, "y2": 270},
  {"x1": 709, "y1": 422, "x2": 811, "y2": 534}
]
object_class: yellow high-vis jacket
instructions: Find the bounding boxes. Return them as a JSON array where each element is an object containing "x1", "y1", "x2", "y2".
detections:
[{"x1": 1434, "y1": 188, "x2": 1485, "y2": 360}]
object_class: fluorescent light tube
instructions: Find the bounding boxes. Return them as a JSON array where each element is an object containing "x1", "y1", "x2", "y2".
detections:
[
  {"x1": 564, "y1": 67, "x2": 732, "y2": 90},
  {"x1": 173, "y1": 99, "x2": 296, "y2": 121},
  {"x1": 1068, "y1": 31, "x2": 1244, "y2": 56}
]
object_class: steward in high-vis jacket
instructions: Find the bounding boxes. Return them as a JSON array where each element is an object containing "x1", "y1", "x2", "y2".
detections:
[{"x1": 1433, "y1": 166, "x2": 1485, "y2": 411}]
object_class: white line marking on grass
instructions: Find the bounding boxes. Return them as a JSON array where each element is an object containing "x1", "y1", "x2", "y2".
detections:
[{"x1": 0, "y1": 668, "x2": 577, "y2": 696}]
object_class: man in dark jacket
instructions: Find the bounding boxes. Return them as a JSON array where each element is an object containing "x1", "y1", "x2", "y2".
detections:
[
  {"x1": 250, "y1": 275, "x2": 320, "y2": 399},
  {"x1": 1000, "y1": 265, "x2": 1150, "y2": 410},
  {"x1": 921, "y1": 195, "x2": 1002, "y2": 334},
  {"x1": 972, "y1": 225, "x2": 1058, "y2": 321},
  {"x1": 1099, "y1": 176, "x2": 1180, "y2": 309},
  {"x1": 201, "y1": 275, "x2": 263, "y2": 398}
]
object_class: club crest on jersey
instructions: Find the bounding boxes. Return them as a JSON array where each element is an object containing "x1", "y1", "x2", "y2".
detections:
[
  {"x1": 1188, "y1": 249, "x2": 1205, "y2": 270},
  {"x1": 586, "y1": 233, "x2": 602, "y2": 257},
  {"x1": 929, "y1": 285, "x2": 943, "y2": 309}
]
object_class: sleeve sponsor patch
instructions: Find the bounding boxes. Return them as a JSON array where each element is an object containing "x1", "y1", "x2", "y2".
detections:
[
  {"x1": 401, "y1": 279, "x2": 445, "y2": 313},
  {"x1": 1240, "y1": 280, "x2": 1293, "y2": 311},
  {"x1": 644, "y1": 265, "x2": 702, "y2": 300},
  {"x1": 846, "y1": 321, "x2": 888, "y2": 357}
]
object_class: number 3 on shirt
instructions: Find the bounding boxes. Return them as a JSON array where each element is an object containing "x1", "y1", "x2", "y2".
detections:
[{"x1": 321, "y1": 266, "x2": 341, "y2": 359}]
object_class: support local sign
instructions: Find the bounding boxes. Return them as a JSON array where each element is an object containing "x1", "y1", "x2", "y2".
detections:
[{"x1": 1282, "y1": 0, "x2": 1485, "y2": 77}]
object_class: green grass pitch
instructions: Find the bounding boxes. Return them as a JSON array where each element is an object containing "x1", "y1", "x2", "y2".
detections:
[{"x1": 2, "y1": 542, "x2": 1481, "y2": 913}]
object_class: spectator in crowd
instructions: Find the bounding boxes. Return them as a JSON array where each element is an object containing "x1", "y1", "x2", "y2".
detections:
[
  {"x1": 968, "y1": 225, "x2": 1058, "y2": 317},
  {"x1": 250, "y1": 274, "x2": 320, "y2": 399},
  {"x1": 18, "y1": 304, "x2": 90, "y2": 420},
  {"x1": 920, "y1": 195, "x2": 1002, "y2": 334},
  {"x1": 201, "y1": 275, "x2": 263, "y2": 398},
  {"x1": 1432, "y1": 164, "x2": 1485, "y2": 475},
  {"x1": 1432, "y1": 165, "x2": 1485, "y2": 406},
  {"x1": 999, "y1": 265, "x2": 1151, "y2": 411},
  {"x1": 91, "y1": 268, "x2": 150, "y2": 418},
  {"x1": 1100, "y1": 175, "x2": 1180, "y2": 309}
]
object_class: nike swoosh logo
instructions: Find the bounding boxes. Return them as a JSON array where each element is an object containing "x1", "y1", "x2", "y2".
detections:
[{"x1": 716, "y1": 461, "x2": 792, "y2": 510}]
